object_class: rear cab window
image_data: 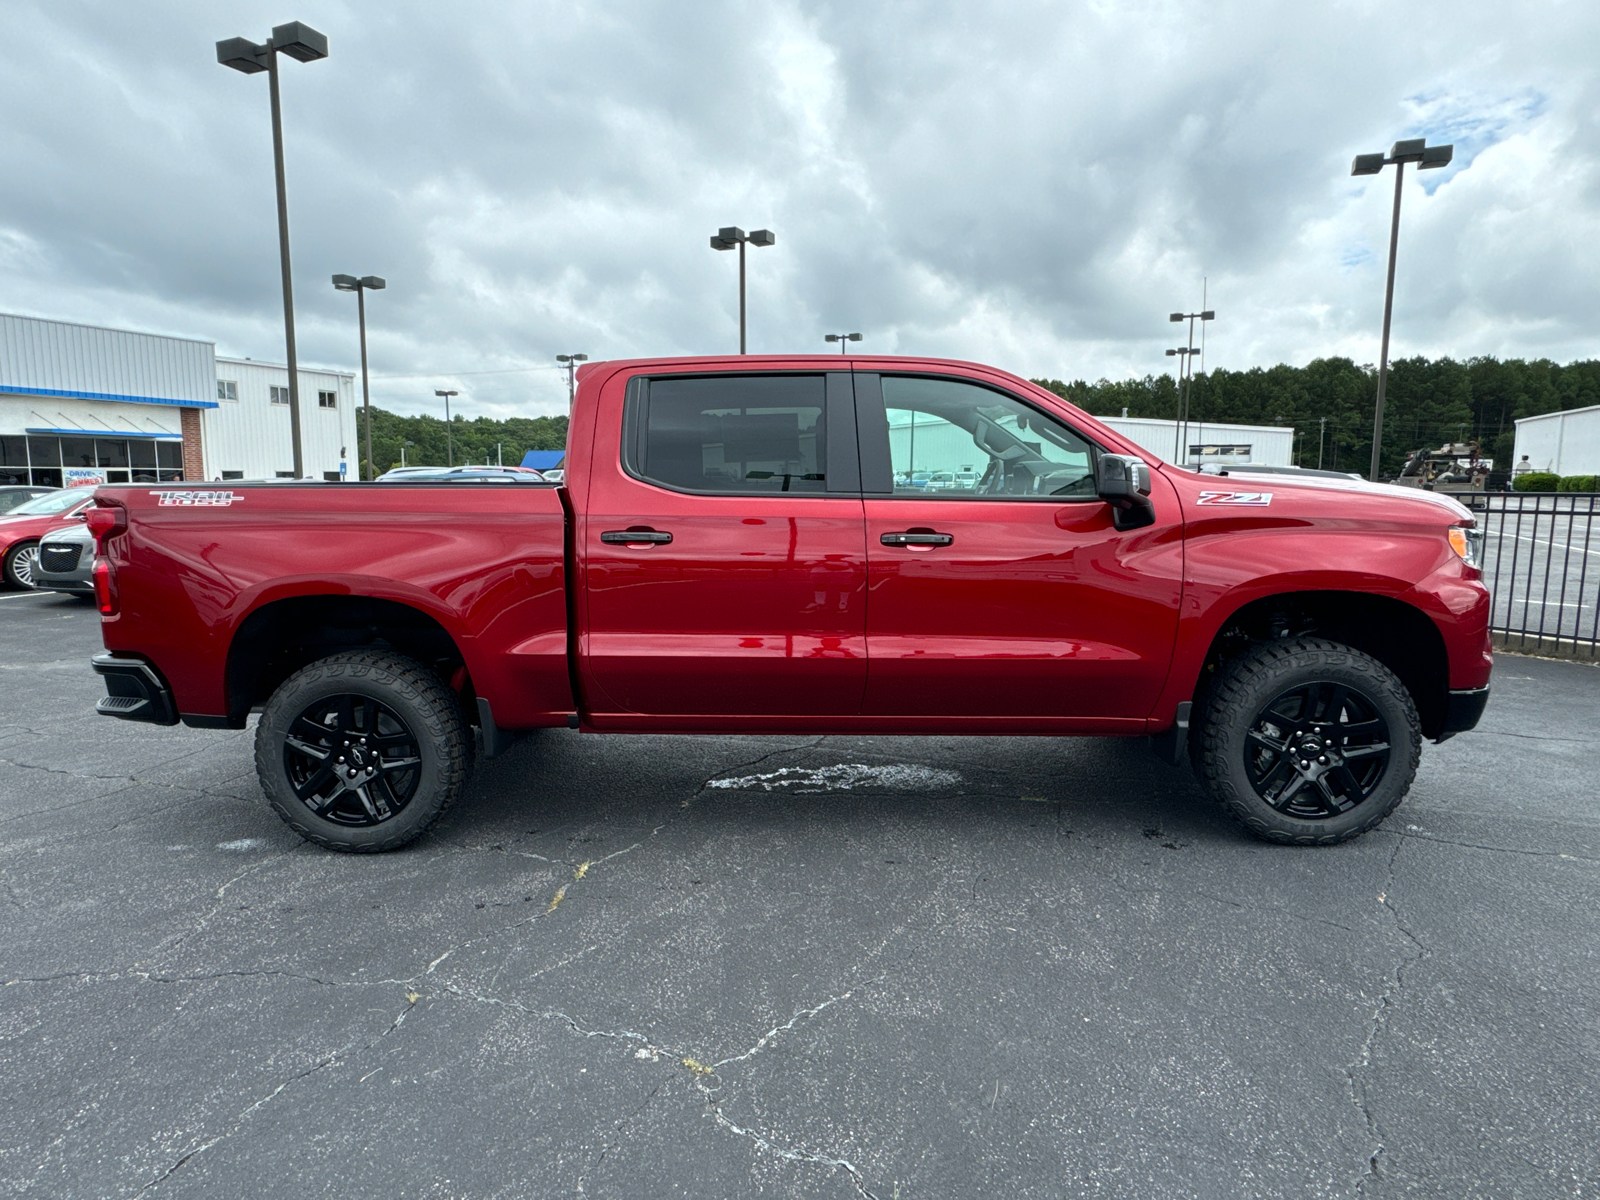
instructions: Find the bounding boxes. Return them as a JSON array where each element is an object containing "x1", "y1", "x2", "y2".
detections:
[{"x1": 623, "y1": 373, "x2": 854, "y2": 495}]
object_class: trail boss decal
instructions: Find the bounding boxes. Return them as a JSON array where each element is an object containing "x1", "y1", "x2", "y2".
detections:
[
  {"x1": 152, "y1": 491, "x2": 242, "y2": 507},
  {"x1": 1196, "y1": 490, "x2": 1273, "y2": 507}
]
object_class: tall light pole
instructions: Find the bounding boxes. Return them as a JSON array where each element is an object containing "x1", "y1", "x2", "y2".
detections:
[
  {"x1": 332, "y1": 274, "x2": 385, "y2": 480},
  {"x1": 1167, "y1": 309, "x2": 1214, "y2": 465},
  {"x1": 435, "y1": 390, "x2": 458, "y2": 466},
  {"x1": 1164, "y1": 345, "x2": 1201, "y2": 464},
  {"x1": 217, "y1": 22, "x2": 329, "y2": 480},
  {"x1": 709, "y1": 226, "x2": 775, "y2": 353},
  {"x1": 824, "y1": 333, "x2": 862, "y2": 354},
  {"x1": 1351, "y1": 137, "x2": 1454, "y2": 481},
  {"x1": 556, "y1": 354, "x2": 588, "y2": 407},
  {"x1": 1318, "y1": 416, "x2": 1328, "y2": 470}
]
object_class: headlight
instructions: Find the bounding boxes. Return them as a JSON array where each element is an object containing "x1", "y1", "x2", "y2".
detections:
[{"x1": 1448, "y1": 525, "x2": 1483, "y2": 569}]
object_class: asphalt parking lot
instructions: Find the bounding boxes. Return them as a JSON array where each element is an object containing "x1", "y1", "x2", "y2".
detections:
[{"x1": 2, "y1": 588, "x2": 1597, "y2": 1199}]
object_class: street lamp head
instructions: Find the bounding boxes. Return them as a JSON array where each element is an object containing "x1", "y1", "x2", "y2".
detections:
[
  {"x1": 1200, "y1": 310, "x2": 1215, "y2": 321},
  {"x1": 216, "y1": 37, "x2": 269, "y2": 73},
  {"x1": 434, "y1": 389, "x2": 458, "y2": 398},
  {"x1": 847, "y1": 332, "x2": 862, "y2": 342},
  {"x1": 271, "y1": 21, "x2": 328, "y2": 62},
  {"x1": 1351, "y1": 152, "x2": 1386, "y2": 176},
  {"x1": 718, "y1": 226, "x2": 746, "y2": 243},
  {"x1": 556, "y1": 354, "x2": 589, "y2": 363},
  {"x1": 331, "y1": 274, "x2": 359, "y2": 291},
  {"x1": 825, "y1": 334, "x2": 840, "y2": 343},
  {"x1": 1419, "y1": 143, "x2": 1454, "y2": 170},
  {"x1": 747, "y1": 229, "x2": 776, "y2": 247},
  {"x1": 1389, "y1": 138, "x2": 1426, "y2": 163},
  {"x1": 1169, "y1": 313, "x2": 1184, "y2": 322},
  {"x1": 1166, "y1": 349, "x2": 1179, "y2": 357},
  {"x1": 359, "y1": 276, "x2": 386, "y2": 290},
  {"x1": 709, "y1": 236, "x2": 735, "y2": 251},
  {"x1": 573, "y1": 353, "x2": 589, "y2": 362}
]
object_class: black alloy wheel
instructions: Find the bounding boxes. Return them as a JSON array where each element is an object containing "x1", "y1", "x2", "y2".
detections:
[
  {"x1": 1193, "y1": 636, "x2": 1421, "y2": 845},
  {"x1": 255, "y1": 650, "x2": 470, "y2": 852},
  {"x1": 283, "y1": 693, "x2": 423, "y2": 826},
  {"x1": 1243, "y1": 682, "x2": 1391, "y2": 819}
]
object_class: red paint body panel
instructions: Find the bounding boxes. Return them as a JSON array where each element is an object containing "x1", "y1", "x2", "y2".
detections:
[
  {"x1": 96, "y1": 485, "x2": 572, "y2": 724},
  {"x1": 94, "y1": 354, "x2": 1491, "y2": 739}
]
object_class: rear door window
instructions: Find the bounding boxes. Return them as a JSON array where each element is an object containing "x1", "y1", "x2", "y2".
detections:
[{"x1": 631, "y1": 375, "x2": 828, "y2": 494}]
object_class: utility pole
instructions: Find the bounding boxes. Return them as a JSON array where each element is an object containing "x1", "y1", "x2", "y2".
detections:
[
  {"x1": 435, "y1": 390, "x2": 458, "y2": 466},
  {"x1": 557, "y1": 354, "x2": 588, "y2": 407},
  {"x1": 1318, "y1": 416, "x2": 1328, "y2": 470}
]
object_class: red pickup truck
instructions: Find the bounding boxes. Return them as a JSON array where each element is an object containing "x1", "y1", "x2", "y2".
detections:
[{"x1": 85, "y1": 355, "x2": 1491, "y2": 852}]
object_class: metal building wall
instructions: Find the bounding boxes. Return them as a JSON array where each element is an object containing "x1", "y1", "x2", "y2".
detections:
[
  {"x1": 206, "y1": 358, "x2": 358, "y2": 480},
  {"x1": 1513, "y1": 405, "x2": 1600, "y2": 476},
  {"x1": 1095, "y1": 416, "x2": 1296, "y2": 467},
  {"x1": 0, "y1": 312, "x2": 215, "y2": 408}
]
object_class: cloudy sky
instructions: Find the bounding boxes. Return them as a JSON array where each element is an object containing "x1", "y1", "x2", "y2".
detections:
[{"x1": 2, "y1": 1, "x2": 1597, "y2": 419}]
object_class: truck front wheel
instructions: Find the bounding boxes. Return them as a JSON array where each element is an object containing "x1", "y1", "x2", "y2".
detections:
[
  {"x1": 1193, "y1": 637, "x2": 1421, "y2": 845},
  {"x1": 254, "y1": 650, "x2": 470, "y2": 853}
]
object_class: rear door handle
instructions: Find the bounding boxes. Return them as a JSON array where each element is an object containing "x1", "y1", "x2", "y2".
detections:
[
  {"x1": 880, "y1": 530, "x2": 953, "y2": 547},
  {"x1": 601, "y1": 528, "x2": 673, "y2": 545}
]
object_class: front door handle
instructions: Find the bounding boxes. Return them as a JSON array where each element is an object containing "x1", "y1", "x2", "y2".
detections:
[
  {"x1": 601, "y1": 528, "x2": 673, "y2": 545},
  {"x1": 880, "y1": 530, "x2": 954, "y2": 547}
]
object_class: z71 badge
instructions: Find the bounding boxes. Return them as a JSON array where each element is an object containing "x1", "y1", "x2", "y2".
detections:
[
  {"x1": 152, "y1": 491, "x2": 241, "y2": 507},
  {"x1": 1197, "y1": 490, "x2": 1272, "y2": 506}
]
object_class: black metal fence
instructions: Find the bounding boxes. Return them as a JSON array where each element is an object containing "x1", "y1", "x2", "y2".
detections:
[{"x1": 1469, "y1": 492, "x2": 1600, "y2": 658}]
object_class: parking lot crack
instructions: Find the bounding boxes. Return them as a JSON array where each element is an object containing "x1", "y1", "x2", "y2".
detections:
[
  {"x1": 685, "y1": 738, "x2": 826, "y2": 807},
  {"x1": 1394, "y1": 829, "x2": 1599, "y2": 862},
  {"x1": 135, "y1": 994, "x2": 420, "y2": 1194},
  {"x1": 1346, "y1": 836, "x2": 1430, "y2": 1192}
]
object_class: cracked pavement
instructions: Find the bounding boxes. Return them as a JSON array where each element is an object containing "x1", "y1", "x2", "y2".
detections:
[{"x1": 1, "y1": 589, "x2": 1597, "y2": 1198}]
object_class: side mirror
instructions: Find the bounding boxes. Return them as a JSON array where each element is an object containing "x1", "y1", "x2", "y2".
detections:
[{"x1": 1096, "y1": 454, "x2": 1155, "y2": 530}]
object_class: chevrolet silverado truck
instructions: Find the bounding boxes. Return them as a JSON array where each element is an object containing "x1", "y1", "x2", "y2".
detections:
[{"x1": 85, "y1": 355, "x2": 1492, "y2": 852}]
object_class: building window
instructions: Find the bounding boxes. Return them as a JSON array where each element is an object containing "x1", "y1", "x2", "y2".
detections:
[
  {"x1": 270, "y1": 386, "x2": 290, "y2": 405},
  {"x1": 323, "y1": 471, "x2": 342, "y2": 482},
  {"x1": 275, "y1": 471, "x2": 295, "y2": 478},
  {"x1": 221, "y1": 470, "x2": 244, "y2": 480},
  {"x1": 318, "y1": 390, "x2": 337, "y2": 409},
  {"x1": 217, "y1": 380, "x2": 238, "y2": 401}
]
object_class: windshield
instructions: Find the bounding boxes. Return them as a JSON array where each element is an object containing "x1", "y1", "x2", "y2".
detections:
[{"x1": 5, "y1": 489, "x2": 89, "y2": 516}]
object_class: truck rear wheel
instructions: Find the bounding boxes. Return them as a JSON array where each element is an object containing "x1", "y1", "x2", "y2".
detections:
[
  {"x1": 1193, "y1": 637, "x2": 1420, "y2": 845},
  {"x1": 254, "y1": 650, "x2": 469, "y2": 853}
]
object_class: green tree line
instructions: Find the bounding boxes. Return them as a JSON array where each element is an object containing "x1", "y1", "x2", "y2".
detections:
[
  {"x1": 357, "y1": 407, "x2": 569, "y2": 477},
  {"x1": 1034, "y1": 356, "x2": 1600, "y2": 475}
]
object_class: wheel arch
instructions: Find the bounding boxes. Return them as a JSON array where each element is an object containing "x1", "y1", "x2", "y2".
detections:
[
  {"x1": 224, "y1": 593, "x2": 473, "y2": 728},
  {"x1": 1190, "y1": 590, "x2": 1452, "y2": 740}
]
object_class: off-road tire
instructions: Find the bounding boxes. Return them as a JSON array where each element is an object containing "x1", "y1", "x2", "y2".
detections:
[
  {"x1": 1194, "y1": 636, "x2": 1420, "y2": 845},
  {"x1": 255, "y1": 650, "x2": 470, "y2": 853},
  {"x1": 2, "y1": 540, "x2": 39, "y2": 590}
]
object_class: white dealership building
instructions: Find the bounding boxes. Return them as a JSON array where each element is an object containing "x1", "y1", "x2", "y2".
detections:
[
  {"x1": 1512, "y1": 404, "x2": 1600, "y2": 476},
  {"x1": 0, "y1": 312, "x2": 356, "y2": 488}
]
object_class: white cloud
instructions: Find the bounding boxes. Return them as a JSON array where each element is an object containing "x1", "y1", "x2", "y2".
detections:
[{"x1": 0, "y1": 0, "x2": 1596, "y2": 421}]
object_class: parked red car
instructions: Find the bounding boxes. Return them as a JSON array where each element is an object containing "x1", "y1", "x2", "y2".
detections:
[
  {"x1": 1, "y1": 487, "x2": 98, "y2": 589},
  {"x1": 85, "y1": 355, "x2": 1492, "y2": 852}
]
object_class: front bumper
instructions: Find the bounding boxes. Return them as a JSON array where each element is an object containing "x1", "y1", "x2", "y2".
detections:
[
  {"x1": 92, "y1": 652, "x2": 179, "y2": 726},
  {"x1": 1437, "y1": 686, "x2": 1490, "y2": 741}
]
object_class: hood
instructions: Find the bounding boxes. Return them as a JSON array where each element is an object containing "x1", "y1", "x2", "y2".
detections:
[
  {"x1": 1203, "y1": 468, "x2": 1475, "y2": 523},
  {"x1": 40, "y1": 523, "x2": 94, "y2": 546}
]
